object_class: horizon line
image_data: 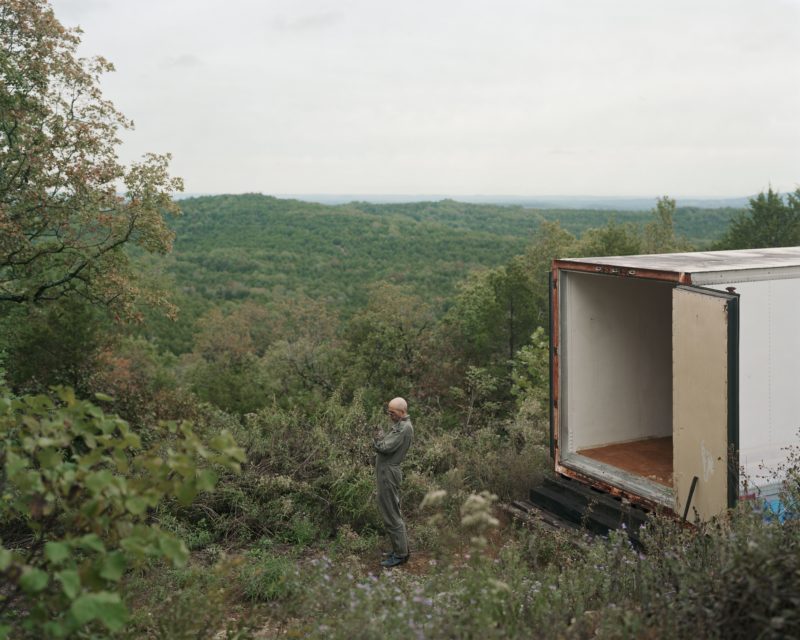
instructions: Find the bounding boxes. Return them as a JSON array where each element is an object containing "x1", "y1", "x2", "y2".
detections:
[{"x1": 177, "y1": 192, "x2": 755, "y2": 200}]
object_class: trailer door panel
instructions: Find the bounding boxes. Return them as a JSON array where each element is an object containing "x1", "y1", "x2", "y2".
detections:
[{"x1": 673, "y1": 286, "x2": 739, "y2": 521}]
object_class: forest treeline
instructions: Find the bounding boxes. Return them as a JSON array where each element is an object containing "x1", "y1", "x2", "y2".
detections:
[
  {"x1": 135, "y1": 193, "x2": 741, "y2": 354},
  {"x1": 2, "y1": 1, "x2": 800, "y2": 638}
]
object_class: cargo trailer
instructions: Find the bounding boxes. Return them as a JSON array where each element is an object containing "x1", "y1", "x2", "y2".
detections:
[{"x1": 550, "y1": 247, "x2": 800, "y2": 522}]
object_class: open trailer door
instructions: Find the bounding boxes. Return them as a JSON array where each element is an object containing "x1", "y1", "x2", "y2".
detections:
[{"x1": 673, "y1": 285, "x2": 739, "y2": 521}]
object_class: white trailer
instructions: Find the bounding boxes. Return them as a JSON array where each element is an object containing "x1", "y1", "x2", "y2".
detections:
[{"x1": 551, "y1": 247, "x2": 800, "y2": 521}]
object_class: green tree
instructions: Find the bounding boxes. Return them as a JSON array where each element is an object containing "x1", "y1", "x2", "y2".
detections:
[
  {"x1": 577, "y1": 220, "x2": 642, "y2": 257},
  {"x1": 0, "y1": 0, "x2": 182, "y2": 316},
  {"x1": 449, "y1": 366, "x2": 501, "y2": 431},
  {"x1": 447, "y1": 259, "x2": 539, "y2": 368},
  {"x1": 0, "y1": 298, "x2": 111, "y2": 395},
  {"x1": 345, "y1": 283, "x2": 434, "y2": 402},
  {"x1": 510, "y1": 326, "x2": 550, "y2": 407},
  {"x1": 641, "y1": 196, "x2": 691, "y2": 254},
  {"x1": 715, "y1": 187, "x2": 800, "y2": 250},
  {"x1": 260, "y1": 296, "x2": 346, "y2": 406},
  {"x1": 519, "y1": 221, "x2": 578, "y2": 329},
  {"x1": 444, "y1": 267, "x2": 506, "y2": 372},
  {"x1": 442, "y1": 222, "x2": 575, "y2": 388},
  {"x1": 185, "y1": 303, "x2": 273, "y2": 414},
  {"x1": 490, "y1": 257, "x2": 540, "y2": 363}
]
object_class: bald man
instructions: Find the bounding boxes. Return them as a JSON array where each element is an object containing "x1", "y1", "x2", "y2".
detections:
[{"x1": 374, "y1": 397, "x2": 414, "y2": 568}]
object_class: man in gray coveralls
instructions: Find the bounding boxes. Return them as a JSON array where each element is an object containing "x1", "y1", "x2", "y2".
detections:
[{"x1": 374, "y1": 397, "x2": 414, "y2": 568}]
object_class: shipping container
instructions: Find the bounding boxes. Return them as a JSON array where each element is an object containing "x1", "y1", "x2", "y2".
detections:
[{"x1": 550, "y1": 247, "x2": 800, "y2": 522}]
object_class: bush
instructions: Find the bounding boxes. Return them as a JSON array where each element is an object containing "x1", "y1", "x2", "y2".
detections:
[
  {"x1": 181, "y1": 391, "x2": 386, "y2": 545},
  {"x1": 635, "y1": 511, "x2": 800, "y2": 639},
  {"x1": 0, "y1": 387, "x2": 244, "y2": 638}
]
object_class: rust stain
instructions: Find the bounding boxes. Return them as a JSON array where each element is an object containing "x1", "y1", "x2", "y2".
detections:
[
  {"x1": 552, "y1": 260, "x2": 689, "y2": 284},
  {"x1": 555, "y1": 464, "x2": 670, "y2": 514},
  {"x1": 551, "y1": 265, "x2": 560, "y2": 465}
]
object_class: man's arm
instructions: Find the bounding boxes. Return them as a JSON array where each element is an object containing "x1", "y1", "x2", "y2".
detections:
[{"x1": 373, "y1": 425, "x2": 407, "y2": 454}]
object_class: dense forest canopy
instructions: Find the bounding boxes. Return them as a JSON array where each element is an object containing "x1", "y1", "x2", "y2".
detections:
[{"x1": 127, "y1": 193, "x2": 743, "y2": 353}]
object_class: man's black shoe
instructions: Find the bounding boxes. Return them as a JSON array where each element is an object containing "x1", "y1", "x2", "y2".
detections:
[{"x1": 380, "y1": 553, "x2": 410, "y2": 568}]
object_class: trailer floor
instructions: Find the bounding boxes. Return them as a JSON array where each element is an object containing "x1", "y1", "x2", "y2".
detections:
[{"x1": 578, "y1": 436, "x2": 673, "y2": 487}]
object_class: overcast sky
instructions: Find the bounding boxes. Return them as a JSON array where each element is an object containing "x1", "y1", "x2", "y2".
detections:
[{"x1": 50, "y1": 0, "x2": 800, "y2": 198}]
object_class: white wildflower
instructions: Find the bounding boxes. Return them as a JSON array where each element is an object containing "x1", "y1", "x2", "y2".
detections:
[{"x1": 420, "y1": 489, "x2": 448, "y2": 509}]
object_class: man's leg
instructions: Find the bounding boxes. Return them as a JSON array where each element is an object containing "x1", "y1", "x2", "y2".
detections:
[
  {"x1": 379, "y1": 471, "x2": 408, "y2": 559},
  {"x1": 388, "y1": 517, "x2": 408, "y2": 558}
]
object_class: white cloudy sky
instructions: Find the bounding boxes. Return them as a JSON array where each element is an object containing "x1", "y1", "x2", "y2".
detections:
[{"x1": 51, "y1": 0, "x2": 800, "y2": 197}]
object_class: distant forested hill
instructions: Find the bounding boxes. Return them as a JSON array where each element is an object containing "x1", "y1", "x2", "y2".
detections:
[
  {"x1": 536, "y1": 206, "x2": 741, "y2": 243},
  {"x1": 343, "y1": 199, "x2": 739, "y2": 244},
  {"x1": 163, "y1": 194, "x2": 541, "y2": 305},
  {"x1": 136, "y1": 194, "x2": 739, "y2": 352}
]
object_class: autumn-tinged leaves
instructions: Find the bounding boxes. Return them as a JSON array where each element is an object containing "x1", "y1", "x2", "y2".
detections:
[{"x1": 0, "y1": 0, "x2": 182, "y2": 316}]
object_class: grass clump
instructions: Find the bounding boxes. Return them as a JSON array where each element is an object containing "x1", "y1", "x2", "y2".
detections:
[
  {"x1": 122, "y1": 558, "x2": 255, "y2": 640},
  {"x1": 237, "y1": 549, "x2": 299, "y2": 603}
]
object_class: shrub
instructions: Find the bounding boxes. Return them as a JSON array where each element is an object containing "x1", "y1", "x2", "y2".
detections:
[
  {"x1": 181, "y1": 391, "x2": 387, "y2": 545},
  {"x1": 328, "y1": 464, "x2": 381, "y2": 531},
  {"x1": 279, "y1": 513, "x2": 320, "y2": 547},
  {"x1": 636, "y1": 510, "x2": 800, "y2": 639},
  {"x1": 0, "y1": 387, "x2": 244, "y2": 638},
  {"x1": 91, "y1": 337, "x2": 197, "y2": 437}
]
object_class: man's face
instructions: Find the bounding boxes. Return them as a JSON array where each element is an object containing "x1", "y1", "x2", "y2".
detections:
[{"x1": 387, "y1": 406, "x2": 403, "y2": 422}]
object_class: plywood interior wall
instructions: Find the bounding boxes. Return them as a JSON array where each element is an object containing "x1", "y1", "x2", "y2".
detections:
[{"x1": 562, "y1": 272, "x2": 673, "y2": 451}]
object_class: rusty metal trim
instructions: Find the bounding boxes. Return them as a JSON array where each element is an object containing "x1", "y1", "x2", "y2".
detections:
[
  {"x1": 551, "y1": 265, "x2": 561, "y2": 467},
  {"x1": 554, "y1": 463, "x2": 673, "y2": 515},
  {"x1": 552, "y1": 259, "x2": 692, "y2": 284},
  {"x1": 549, "y1": 270, "x2": 555, "y2": 460}
]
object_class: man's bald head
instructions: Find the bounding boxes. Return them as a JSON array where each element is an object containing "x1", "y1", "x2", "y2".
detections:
[{"x1": 387, "y1": 397, "x2": 408, "y2": 421}]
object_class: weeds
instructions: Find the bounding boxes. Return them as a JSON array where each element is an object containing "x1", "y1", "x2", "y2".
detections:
[
  {"x1": 75, "y1": 390, "x2": 797, "y2": 639},
  {"x1": 122, "y1": 558, "x2": 256, "y2": 639},
  {"x1": 237, "y1": 550, "x2": 299, "y2": 603}
]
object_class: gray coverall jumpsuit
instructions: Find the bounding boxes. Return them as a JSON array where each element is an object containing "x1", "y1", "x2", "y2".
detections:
[{"x1": 374, "y1": 416, "x2": 414, "y2": 557}]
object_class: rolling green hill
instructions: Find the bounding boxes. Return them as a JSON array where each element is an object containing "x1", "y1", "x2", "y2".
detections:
[
  {"x1": 164, "y1": 195, "x2": 541, "y2": 305},
  {"x1": 136, "y1": 194, "x2": 740, "y2": 352}
]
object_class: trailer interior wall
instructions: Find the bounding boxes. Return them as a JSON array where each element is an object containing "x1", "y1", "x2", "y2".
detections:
[
  {"x1": 705, "y1": 277, "x2": 800, "y2": 493},
  {"x1": 561, "y1": 271, "x2": 673, "y2": 452}
]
